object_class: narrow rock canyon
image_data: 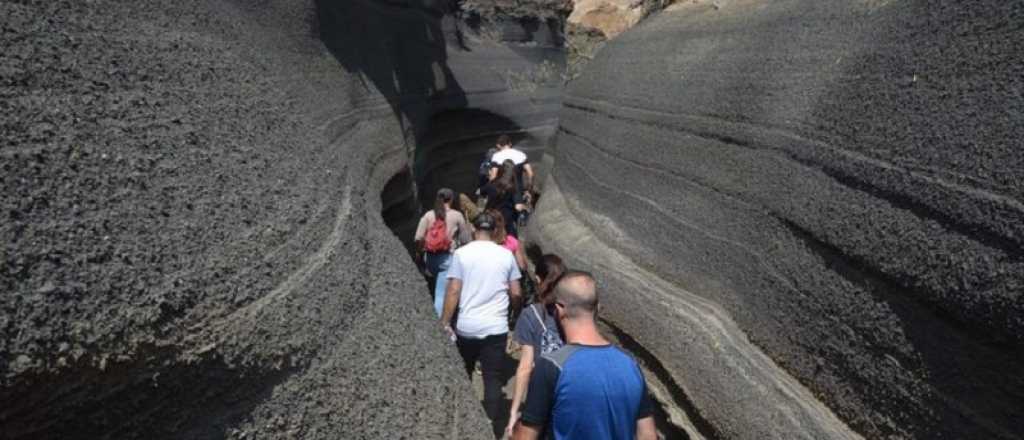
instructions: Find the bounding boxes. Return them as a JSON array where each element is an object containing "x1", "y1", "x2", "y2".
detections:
[{"x1": 2, "y1": 0, "x2": 1021, "y2": 439}]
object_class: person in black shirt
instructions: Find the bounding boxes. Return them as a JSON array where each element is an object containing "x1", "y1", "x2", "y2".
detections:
[
  {"x1": 479, "y1": 159, "x2": 524, "y2": 237},
  {"x1": 488, "y1": 134, "x2": 534, "y2": 195},
  {"x1": 477, "y1": 147, "x2": 498, "y2": 190}
]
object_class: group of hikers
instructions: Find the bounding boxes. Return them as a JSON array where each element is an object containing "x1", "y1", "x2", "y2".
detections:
[{"x1": 412, "y1": 135, "x2": 657, "y2": 440}]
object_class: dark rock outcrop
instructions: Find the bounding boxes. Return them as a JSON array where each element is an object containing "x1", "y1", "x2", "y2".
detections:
[
  {"x1": 536, "y1": 1, "x2": 1023, "y2": 439},
  {"x1": 1, "y1": 0, "x2": 565, "y2": 437}
]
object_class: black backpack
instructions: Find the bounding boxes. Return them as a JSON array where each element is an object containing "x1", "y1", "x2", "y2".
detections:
[{"x1": 477, "y1": 150, "x2": 496, "y2": 188}]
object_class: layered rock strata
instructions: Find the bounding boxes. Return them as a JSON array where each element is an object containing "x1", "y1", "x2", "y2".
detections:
[
  {"x1": 537, "y1": 1, "x2": 1024, "y2": 439},
  {"x1": 1, "y1": 0, "x2": 565, "y2": 437}
]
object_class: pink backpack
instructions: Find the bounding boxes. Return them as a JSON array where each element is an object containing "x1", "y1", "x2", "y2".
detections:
[{"x1": 423, "y1": 215, "x2": 451, "y2": 253}]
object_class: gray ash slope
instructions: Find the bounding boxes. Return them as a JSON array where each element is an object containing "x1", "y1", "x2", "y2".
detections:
[
  {"x1": 538, "y1": 1, "x2": 1023, "y2": 439},
  {"x1": 1, "y1": 0, "x2": 565, "y2": 438}
]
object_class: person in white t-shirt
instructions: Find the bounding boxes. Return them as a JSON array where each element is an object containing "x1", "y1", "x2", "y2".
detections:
[
  {"x1": 441, "y1": 212, "x2": 522, "y2": 436},
  {"x1": 488, "y1": 134, "x2": 534, "y2": 194}
]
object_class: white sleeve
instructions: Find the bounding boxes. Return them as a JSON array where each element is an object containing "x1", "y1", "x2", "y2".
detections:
[{"x1": 447, "y1": 252, "x2": 464, "y2": 280}]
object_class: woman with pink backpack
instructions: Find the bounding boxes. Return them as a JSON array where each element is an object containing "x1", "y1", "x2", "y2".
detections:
[{"x1": 414, "y1": 188, "x2": 472, "y2": 317}]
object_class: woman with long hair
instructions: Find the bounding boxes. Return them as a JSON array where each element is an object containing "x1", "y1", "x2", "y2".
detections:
[
  {"x1": 487, "y1": 209, "x2": 528, "y2": 274},
  {"x1": 493, "y1": 160, "x2": 518, "y2": 198},
  {"x1": 533, "y1": 254, "x2": 566, "y2": 302},
  {"x1": 504, "y1": 253, "x2": 566, "y2": 437},
  {"x1": 480, "y1": 160, "x2": 523, "y2": 237},
  {"x1": 413, "y1": 188, "x2": 471, "y2": 318}
]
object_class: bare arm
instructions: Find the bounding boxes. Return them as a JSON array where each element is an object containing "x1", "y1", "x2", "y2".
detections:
[
  {"x1": 508, "y1": 278, "x2": 522, "y2": 311},
  {"x1": 441, "y1": 278, "x2": 462, "y2": 326},
  {"x1": 636, "y1": 416, "x2": 656, "y2": 440},
  {"x1": 457, "y1": 216, "x2": 472, "y2": 246},
  {"x1": 413, "y1": 213, "x2": 429, "y2": 243},
  {"x1": 413, "y1": 214, "x2": 428, "y2": 256},
  {"x1": 522, "y1": 163, "x2": 534, "y2": 191},
  {"x1": 505, "y1": 345, "x2": 535, "y2": 437},
  {"x1": 514, "y1": 245, "x2": 528, "y2": 273},
  {"x1": 513, "y1": 421, "x2": 541, "y2": 440}
]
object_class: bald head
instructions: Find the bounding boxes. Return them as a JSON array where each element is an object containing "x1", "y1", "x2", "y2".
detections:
[{"x1": 554, "y1": 271, "x2": 599, "y2": 320}]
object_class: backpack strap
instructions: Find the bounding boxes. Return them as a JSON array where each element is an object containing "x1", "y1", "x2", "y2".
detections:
[
  {"x1": 541, "y1": 345, "x2": 581, "y2": 371},
  {"x1": 531, "y1": 304, "x2": 547, "y2": 333}
]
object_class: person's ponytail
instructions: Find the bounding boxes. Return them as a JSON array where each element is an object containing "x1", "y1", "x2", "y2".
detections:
[
  {"x1": 495, "y1": 160, "x2": 517, "y2": 197},
  {"x1": 434, "y1": 193, "x2": 446, "y2": 222}
]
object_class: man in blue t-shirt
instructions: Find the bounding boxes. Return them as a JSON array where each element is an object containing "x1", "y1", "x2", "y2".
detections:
[{"x1": 513, "y1": 271, "x2": 657, "y2": 440}]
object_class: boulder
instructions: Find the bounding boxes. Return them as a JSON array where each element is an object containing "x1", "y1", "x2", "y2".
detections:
[{"x1": 569, "y1": 0, "x2": 646, "y2": 39}]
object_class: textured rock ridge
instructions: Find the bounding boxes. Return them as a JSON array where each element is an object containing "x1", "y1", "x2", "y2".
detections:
[
  {"x1": 538, "y1": 0, "x2": 1024, "y2": 439},
  {"x1": 322, "y1": 0, "x2": 568, "y2": 242},
  {"x1": 1, "y1": 0, "x2": 565, "y2": 437}
]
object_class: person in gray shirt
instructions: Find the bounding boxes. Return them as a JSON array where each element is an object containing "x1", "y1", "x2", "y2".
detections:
[{"x1": 505, "y1": 254, "x2": 567, "y2": 438}]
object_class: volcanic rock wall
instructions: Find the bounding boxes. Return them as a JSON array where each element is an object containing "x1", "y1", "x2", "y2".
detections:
[
  {"x1": 329, "y1": 0, "x2": 568, "y2": 248},
  {"x1": 1, "y1": 0, "x2": 564, "y2": 438},
  {"x1": 536, "y1": 1, "x2": 1024, "y2": 439}
]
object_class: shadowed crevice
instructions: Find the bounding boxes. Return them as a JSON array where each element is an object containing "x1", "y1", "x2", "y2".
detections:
[
  {"x1": 0, "y1": 346, "x2": 295, "y2": 439},
  {"x1": 599, "y1": 318, "x2": 720, "y2": 440}
]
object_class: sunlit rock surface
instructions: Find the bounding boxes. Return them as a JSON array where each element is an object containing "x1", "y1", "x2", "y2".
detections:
[
  {"x1": 537, "y1": 1, "x2": 1024, "y2": 439},
  {"x1": 0, "y1": 0, "x2": 565, "y2": 437},
  {"x1": 569, "y1": 0, "x2": 646, "y2": 38}
]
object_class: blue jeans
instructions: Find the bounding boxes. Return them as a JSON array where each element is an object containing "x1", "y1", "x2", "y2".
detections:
[{"x1": 425, "y1": 252, "x2": 452, "y2": 318}]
